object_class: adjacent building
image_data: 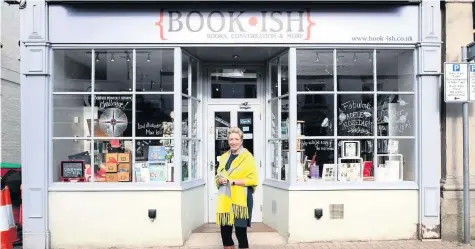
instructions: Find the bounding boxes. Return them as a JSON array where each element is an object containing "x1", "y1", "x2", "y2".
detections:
[
  {"x1": 440, "y1": 0, "x2": 475, "y2": 242},
  {"x1": 1, "y1": 1, "x2": 21, "y2": 166}
]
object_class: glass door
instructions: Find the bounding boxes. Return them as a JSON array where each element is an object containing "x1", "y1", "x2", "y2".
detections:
[{"x1": 207, "y1": 104, "x2": 263, "y2": 223}]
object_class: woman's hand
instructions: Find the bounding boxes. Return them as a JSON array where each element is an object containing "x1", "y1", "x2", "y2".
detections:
[{"x1": 218, "y1": 177, "x2": 228, "y2": 185}]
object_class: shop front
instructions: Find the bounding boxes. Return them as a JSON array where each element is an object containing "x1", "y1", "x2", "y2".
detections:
[{"x1": 21, "y1": 1, "x2": 442, "y2": 248}]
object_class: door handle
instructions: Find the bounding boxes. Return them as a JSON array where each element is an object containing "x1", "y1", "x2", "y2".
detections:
[{"x1": 210, "y1": 161, "x2": 215, "y2": 171}]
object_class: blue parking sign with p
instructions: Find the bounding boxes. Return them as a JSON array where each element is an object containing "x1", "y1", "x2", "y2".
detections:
[
  {"x1": 453, "y1": 64, "x2": 461, "y2": 72},
  {"x1": 470, "y1": 64, "x2": 475, "y2": 72}
]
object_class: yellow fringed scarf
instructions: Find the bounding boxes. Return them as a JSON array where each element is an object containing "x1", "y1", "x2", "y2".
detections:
[{"x1": 215, "y1": 148, "x2": 258, "y2": 226}]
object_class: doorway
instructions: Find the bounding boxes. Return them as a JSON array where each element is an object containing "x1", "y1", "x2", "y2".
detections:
[{"x1": 205, "y1": 66, "x2": 265, "y2": 223}]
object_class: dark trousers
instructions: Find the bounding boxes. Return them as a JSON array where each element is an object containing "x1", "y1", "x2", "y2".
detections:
[{"x1": 220, "y1": 225, "x2": 249, "y2": 248}]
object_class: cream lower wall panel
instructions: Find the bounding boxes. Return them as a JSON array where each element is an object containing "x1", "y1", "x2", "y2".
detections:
[
  {"x1": 288, "y1": 190, "x2": 418, "y2": 242},
  {"x1": 181, "y1": 186, "x2": 205, "y2": 241},
  {"x1": 49, "y1": 191, "x2": 183, "y2": 248},
  {"x1": 262, "y1": 185, "x2": 289, "y2": 239}
]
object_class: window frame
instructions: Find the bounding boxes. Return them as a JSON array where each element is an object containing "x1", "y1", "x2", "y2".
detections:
[
  {"x1": 48, "y1": 47, "x2": 205, "y2": 191},
  {"x1": 264, "y1": 47, "x2": 419, "y2": 191}
]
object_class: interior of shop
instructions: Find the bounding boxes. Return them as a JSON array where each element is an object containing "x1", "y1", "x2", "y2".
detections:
[{"x1": 51, "y1": 46, "x2": 415, "y2": 184}]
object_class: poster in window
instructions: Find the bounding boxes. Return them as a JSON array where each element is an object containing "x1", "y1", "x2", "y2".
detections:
[{"x1": 94, "y1": 95, "x2": 133, "y2": 137}]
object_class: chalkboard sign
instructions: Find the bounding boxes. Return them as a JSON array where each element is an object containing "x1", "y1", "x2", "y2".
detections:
[
  {"x1": 60, "y1": 161, "x2": 85, "y2": 180},
  {"x1": 337, "y1": 99, "x2": 373, "y2": 136}
]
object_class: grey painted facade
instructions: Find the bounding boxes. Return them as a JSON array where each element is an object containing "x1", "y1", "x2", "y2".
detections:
[
  {"x1": 1, "y1": 1, "x2": 21, "y2": 164},
  {"x1": 20, "y1": 1, "x2": 442, "y2": 248}
]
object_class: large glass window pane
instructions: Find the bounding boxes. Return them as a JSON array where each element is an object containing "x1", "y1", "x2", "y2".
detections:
[
  {"x1": 95, "y1": 50, "x2": 133, "y2": 92},
  {"x1": 337, "y1": 139, "x2": 374, "y2": 181},
  {"x1": 93, "y1": 139, "x2": 133, "y2": 182},
  {"x1": 135, "y1": 94, "x2": 174, "y2": 137},
  {"x1": 270, "y1": 59, "x2": 278, "y2": 98},
  {"x1": 52, "y1": 139, "x2": 91, "y2": 182},
  {"x1": 297, "y1": 94, "x2": 334, "y2": 136},
  {"x1": 281, "y1": 96, "x2": 289, "y2": 139},
  {"x1": 94, "y1": 95, "x2": 133, "y2": 137},
  {"x1": 134, "y1": 139, "x2": 174, "y2": 182},
  {"x1": 337, "y1": 94, "x2": 374, "y2": 136},
  {"x1": 192, "y1": 58, "x2": 198, "y2": 97},
  {"x1": 337, "y1": 50, "x2": 374, "y2": 91},
  {"x1": 280, "y1": 53, "x2": 289, "y2": 95},
  {"x1": 297, "y1": 49, "x2": 333, "y2": 92},
  {"x1": 299, "y1": 139, "x2": 335, "y2": 181},
  {"x1": 270, "y1": 99, "x2": 279, "y2": 138},
  {"x1": 182, "y1": 53, "x2": 190, "y2": 95},
  {"x1": 53, "y1": 50, "x2": 92, "y2": 92},
  {"x1": 53, "y1": 95, "x2": 92, "y2": 137},
  {"x1": 211, "y1": 68, "x2": 258, "y2": 98},
  {"x1": 377, "y1": 50, "x2": 414, "y2": 92},
  {"x1": 182, "y1": 139, "x2": 190, "y2": 181},
  {"x1": 376, "y1": 138, "x2": 414, "y2": 181},
  {"x1": 136, "y1": 49, "x2": 174, "y2": 92},
  {"x1": 376, "y1": 94, "x2": 414, "y2": 136}
]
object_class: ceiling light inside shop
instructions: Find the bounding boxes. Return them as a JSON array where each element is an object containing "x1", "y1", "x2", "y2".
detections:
[
  {"x1": 315, "y1": 53, "x2": 320, "y2": 62},
  {"x1": 233, "y1": 55, "x2": 239, "y2": 59},
  {"x1": 110, "y1": 53, "x2": 115, "y2": 62}
]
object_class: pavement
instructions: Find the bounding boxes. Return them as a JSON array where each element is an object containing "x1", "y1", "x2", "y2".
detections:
[{"x1": 12, "y1": 240, "x2": 475, "y2": 248}]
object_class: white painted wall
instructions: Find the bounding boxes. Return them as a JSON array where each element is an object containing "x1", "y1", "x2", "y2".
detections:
[
  {"x1": 263, "y1": 186, "x2": 418, "y2": 242},
  {"x1": 262, "y1": 185, "x2": 289, "y2": 239},
  {"x1": 49, "y1": 186, "x2": 205, "y2": 248},
  {"x1": 1, "y1": 1, "x2": 21, "y2": 164},
  {"x1": 288, "y1": 190, "x2": 418, "y2": 242}
]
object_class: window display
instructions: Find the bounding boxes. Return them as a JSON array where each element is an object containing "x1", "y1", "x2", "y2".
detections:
[
  {"x1": 51, "y1": 48, "x2": 201, "y2": 183},
  {"x1": 268, "y1": 52, "x2": 289, "y2": 181},
  {"x1": 293, "y1": 49, "x2": 416, "y2": 183}
]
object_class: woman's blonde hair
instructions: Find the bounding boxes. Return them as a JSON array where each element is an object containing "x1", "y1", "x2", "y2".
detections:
[{"x1": 227, "y1": 127, "x2": 243, "y2": 140}]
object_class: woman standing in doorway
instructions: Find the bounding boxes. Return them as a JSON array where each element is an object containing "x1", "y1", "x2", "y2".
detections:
[{"x1": 216, "y1": 127, "x2": 258, "y2": 249}]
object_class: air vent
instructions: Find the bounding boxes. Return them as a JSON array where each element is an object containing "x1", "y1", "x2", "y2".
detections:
[
  {"x1": 329, "y1": 204, "x2": 344, "y2": 219},
  {"x1": 272, "y1": 200, "x2": 277, "y2": 215}
]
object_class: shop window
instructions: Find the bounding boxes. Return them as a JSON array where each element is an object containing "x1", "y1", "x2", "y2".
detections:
[
  {"x1": 294, "y1": 49, "x2": 415, "y2": 183},
  {"x1": 52, "y1": 50, "x2": 92, "y2": 92},
  {"x1": 182, "y1": 52, "x2": 201, "y2": 181},
  {"x1": 51, "y1": 48, "x2": 196, "y2": 183},
  {"x1": 267, "y1": 52, "x2": 289, "y2": 181},
  {"x1": 95, "y1": 50, "x2": 134, "y2": 92},
  {"x1": 297, "y1": 49, "x2": 333, "y2": 92},
  {"x1": 136, "y1": 49, "x2": 174, "y2": 92}
]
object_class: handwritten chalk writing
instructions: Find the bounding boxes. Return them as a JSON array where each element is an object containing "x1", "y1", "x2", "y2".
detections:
[
  {"x1": 137, "y1": 122, "x2": 164, "y2": 136},
  {"x1": 96, "y1": 95, "x2": 132, "y2": 110},
  {"x1": 377, "y1": 101, "x2": 412, "y2": 134},
  {"x1": 62, "y1": 163, "x2": 84, "y2": 178},
  {"x1": 338, "y1": 100, "x2": 373, "y2": 135},
  {"x1": 340, "y1": 100, "x2": 372, "y2": 111},
  {"x1": 300, "y1": 140, "x2": 334, "y2": 151}
]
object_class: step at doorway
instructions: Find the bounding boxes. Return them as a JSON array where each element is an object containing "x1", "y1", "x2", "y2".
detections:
[{"x1": 185, "y1": 223, "x2": 286, "y2": 247}]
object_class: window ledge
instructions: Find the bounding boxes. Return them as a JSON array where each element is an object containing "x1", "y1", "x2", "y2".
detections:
[
  {"x1": 288, "y1": 181, "x2": 418, "y2": 191},
  {"x1": 48, "y1": 181, "x2": 203, "y2": 192},
  {"x1": 263, "y1": 179, "x2": 290, "y2": 190},
  {"x1": 181, "y1": 179, "x2": 206, "y2": 190}
]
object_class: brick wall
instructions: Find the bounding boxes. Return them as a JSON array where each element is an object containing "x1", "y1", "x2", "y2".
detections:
[{"x1": 1, "y1": 2, "x2": 21, "y2": 164}]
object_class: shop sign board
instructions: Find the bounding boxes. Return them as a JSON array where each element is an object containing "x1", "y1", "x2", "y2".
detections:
[
  {"x1": 444, "y1": 63, "x2": 469, "y2": 103},
  {"x1": 49, "y1": 5, "x2": 418, "y2": 44}
]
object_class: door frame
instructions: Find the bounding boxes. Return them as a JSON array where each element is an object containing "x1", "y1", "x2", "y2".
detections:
[{"x1": 203, "y1": 64, "x2": 267, "y2": 223}]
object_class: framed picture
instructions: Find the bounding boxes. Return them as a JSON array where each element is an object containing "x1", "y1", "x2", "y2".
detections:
[{"x1": 342, "y1": 141, "x2": 360, "y2": 158}]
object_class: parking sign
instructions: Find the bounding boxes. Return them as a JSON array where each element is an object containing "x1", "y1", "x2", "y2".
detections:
[{"x1": 444, "y1": 62, "x2": 469, "y2": 102}]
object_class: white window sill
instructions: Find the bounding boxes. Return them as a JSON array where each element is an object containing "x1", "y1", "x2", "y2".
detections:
[
  {"x1": 263, "y1": 179, "x2": 418, "y2": 191},
  {"x1": 48, "y1": 179, "x2": 205, "y2": 192}
]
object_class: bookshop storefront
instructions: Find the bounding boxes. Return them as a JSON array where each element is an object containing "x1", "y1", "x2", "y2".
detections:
[{"x1": 21, "y1": 1, "x2": 442, "y2": 249}]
